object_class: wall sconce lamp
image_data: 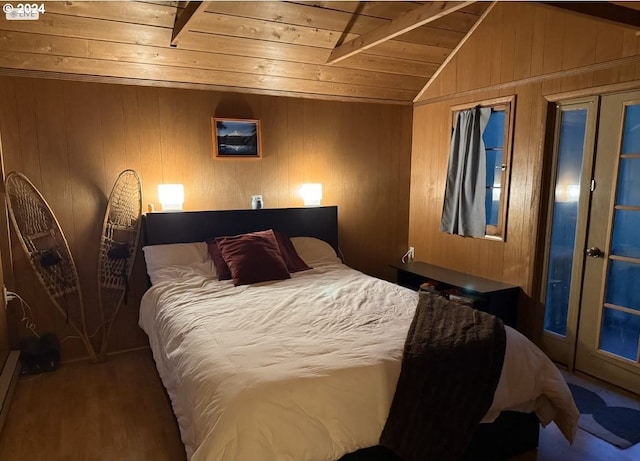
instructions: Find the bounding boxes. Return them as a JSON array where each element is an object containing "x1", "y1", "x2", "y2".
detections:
[
  {"x1": 299, "y1": 183, "x2": 322, "y2": 207},
  {"x1": 158, "y1": 184, "x2": 184, "y2": 211}
]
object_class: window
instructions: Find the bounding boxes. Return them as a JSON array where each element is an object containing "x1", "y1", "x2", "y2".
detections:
[
  {"x1": 451, "y1": 96, "x2": 515, "y2": 240},
  {"x1": 483, "y1": 109, "x2": 505, "y2": 234}
]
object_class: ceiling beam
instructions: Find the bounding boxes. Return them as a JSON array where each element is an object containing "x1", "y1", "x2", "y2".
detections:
[
  {"x1": 171, "y1": 1, "x2": 210, "y2": 47},
  {"x1": 413, "y1": 1, "x2": 496, "y2": 103},
  {"x1": 541, "y1": 2, "x2": 640, "y2": 30},
  {"x1": 327, "y1": 1, "x2": 475, "y2": 65}
]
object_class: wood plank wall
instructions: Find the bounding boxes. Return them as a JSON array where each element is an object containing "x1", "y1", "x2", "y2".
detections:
[
  {"x1": 0, "y1": 77, "x2": 412, "y2": 359},
  {"x1": 0, "y1": 132, "x2": 8, "y2": 369},
  {"x1": 409, "y1": 2, "x2": 640, "y2": 340}
]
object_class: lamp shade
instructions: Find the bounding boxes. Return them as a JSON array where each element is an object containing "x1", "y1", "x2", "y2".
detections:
[
  {"x1": 158, "y1": 184, "x2": 184, "y2": 211},
  {"x1": 299, "y1": 183, "x2": 322, "y2": 206}
]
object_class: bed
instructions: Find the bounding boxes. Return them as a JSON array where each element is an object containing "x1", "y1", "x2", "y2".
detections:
[{"x1": 139, "y1": 206, "x2": 578, "y2": 461}]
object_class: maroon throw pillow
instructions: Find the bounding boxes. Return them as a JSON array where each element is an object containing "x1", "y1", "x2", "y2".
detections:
[
  {"x1": 206, "y1": 240, "x2": 232, "y2": 281},
  {"x1": 273, "y1": 231, "x2": 311, "y2": 273},
  {"x1": 216, "y1": 230, "x2": 290, "y2": 286}
]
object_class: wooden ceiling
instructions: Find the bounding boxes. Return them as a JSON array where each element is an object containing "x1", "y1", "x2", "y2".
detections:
[{"x1": 0, "y1": 1, "x2": 493, "y2": 105}]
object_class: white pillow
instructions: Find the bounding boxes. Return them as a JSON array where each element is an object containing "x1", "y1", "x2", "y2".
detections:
[
  {"x1": 142, "y1": 242, "x2": 215, "y2": 284},
  {"x1": 290, "y1": 237, "x2": 341, "y2": 266}
]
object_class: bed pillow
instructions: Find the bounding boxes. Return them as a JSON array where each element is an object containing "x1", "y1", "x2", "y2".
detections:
[
  {"x1": 206, "y1": 240, "x2": 232, "y2": 281},
  {"x1": 290, "y1": 237, "x2": 342, "y2": 266},
  {"x1": 274, "y1": 231, "x2": 311, "y2": 273},
  {"x1": 216, "y1": 230, "x2": 291, "y2": 286},
  {"x1": 142, "y1": 242, "x2": 215, "y2": 284},
  {"x1": 208, "y1": 230, "x2": 310, "y2": 279}
]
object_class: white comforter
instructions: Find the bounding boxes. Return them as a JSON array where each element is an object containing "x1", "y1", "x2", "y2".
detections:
[{"x1": 139, "y1": 262, "x2": 578, "y2": 461}]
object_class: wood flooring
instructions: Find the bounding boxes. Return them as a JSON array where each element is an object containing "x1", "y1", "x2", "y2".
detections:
[
  {"x1": 0, "y1": 348, "x2": 639, "y2": 461},
  {"x1": 0, "y1": 349, "x2": 185, "y2": 461}
]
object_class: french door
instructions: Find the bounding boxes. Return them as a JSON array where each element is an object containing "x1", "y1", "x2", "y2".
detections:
[
  {"x1": 542, "y1": 90, "x2": 640, "y2": 394},
  {"x1": 540, "y1": 97, "x2": 598, "y2": 367},
  {"x1": 575, "y1": 91, "x2": 640, "y2": 394}
]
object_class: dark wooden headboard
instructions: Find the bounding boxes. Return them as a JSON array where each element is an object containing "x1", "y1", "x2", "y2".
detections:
[{"x1": 142, "y1": 206, "x2": 339, "y2": 252}]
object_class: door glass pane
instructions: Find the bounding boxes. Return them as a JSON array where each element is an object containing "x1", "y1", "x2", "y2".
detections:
[
  {"x1": 621, "y1": 104, "x2": 640, "y2": 154},
  {"x1": 616, "y1": 158, "x2": 640, "y2": 206},
  {"x1": 598, "y1": 102, "x2": 640, "y2": 364},
  {"x1": 612, "y1": 210, "x2": 640, "y2": 259},
  {"x1": 544, "y1": 109, "x2": 588, "y2": 336},
  {"x1": 605, "y1": 260, "x2": 640, "y2": 310},
  {"x1": 600, "y1": 308, "x2": 640, "y2": 361}
]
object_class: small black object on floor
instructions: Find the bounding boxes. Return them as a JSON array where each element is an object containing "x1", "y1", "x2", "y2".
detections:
[
  {"x1": 19, "y1": 332, "x2": 60, "y2": 374},
  {"x1": 568, "y1": 383, "x2": 640, "y2": 447}
]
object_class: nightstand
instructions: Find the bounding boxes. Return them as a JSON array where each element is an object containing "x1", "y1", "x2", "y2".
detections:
[{"x1": 391, "y1": 261, "x2": 520, "y2": 329}]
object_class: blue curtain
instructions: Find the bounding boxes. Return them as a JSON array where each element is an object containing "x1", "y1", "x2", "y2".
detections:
[{"x1": 440, "y1": 107, "x2": 491, "y2": 237}]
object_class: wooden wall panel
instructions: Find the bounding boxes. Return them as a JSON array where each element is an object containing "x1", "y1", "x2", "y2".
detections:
[
  {"x1": 488, "y1": 7, "x2": 503, "y2": 87},
  {"x1": 0, "y1": 128, "x2": 9, "y2": 368},
  {"x1": 0, "y1": 77, "x2": 412, "y2": 360},
  {"x1": 410, "y1": 2, "x2": 640, "y2": 340}
]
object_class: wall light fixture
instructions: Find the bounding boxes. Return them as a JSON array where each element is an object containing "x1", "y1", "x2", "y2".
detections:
[{"x1": 158, "y1": 184, "x2": 184, "y2": 211}]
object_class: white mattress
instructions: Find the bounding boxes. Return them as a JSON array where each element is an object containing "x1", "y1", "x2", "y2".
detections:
[{"x1": 139, "y1": 262, "x2": 578, "y2": 461}]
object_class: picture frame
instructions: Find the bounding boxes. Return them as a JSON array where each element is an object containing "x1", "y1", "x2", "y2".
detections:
[{"x1": 212, "y1": 117, "x2": 262, "y2": 158}]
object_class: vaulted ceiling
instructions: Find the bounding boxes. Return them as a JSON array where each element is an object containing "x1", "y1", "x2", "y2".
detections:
[
  {"x1": 1, "y1": 2, "x2": 639, "y2": 105},
  {"x1": 0, "y1": 1, "x2": 492, "y2": 104}
]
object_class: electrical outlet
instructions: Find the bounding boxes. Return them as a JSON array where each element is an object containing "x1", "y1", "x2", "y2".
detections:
[{"x1": 408, "y1": 246, "x2": 415, "y2": 261}]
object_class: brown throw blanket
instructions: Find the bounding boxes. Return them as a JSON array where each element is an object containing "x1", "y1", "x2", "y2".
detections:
[{"x1": 379, "y1": 292, "x2": 506, "y2": 461}]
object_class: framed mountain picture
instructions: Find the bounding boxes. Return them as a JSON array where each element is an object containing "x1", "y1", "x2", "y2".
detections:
[{"x1": 212, "y1": 118, "x2": 262, "y2": 158}]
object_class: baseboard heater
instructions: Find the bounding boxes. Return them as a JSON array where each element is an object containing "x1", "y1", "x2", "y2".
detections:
[{"x1": 0, "y1": 351, "x2": 20, "y2": 433}]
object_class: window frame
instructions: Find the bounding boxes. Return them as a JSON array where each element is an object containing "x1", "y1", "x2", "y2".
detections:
[{"x1": 450, "y1": 95, "x2": 516, "y2": 241}]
